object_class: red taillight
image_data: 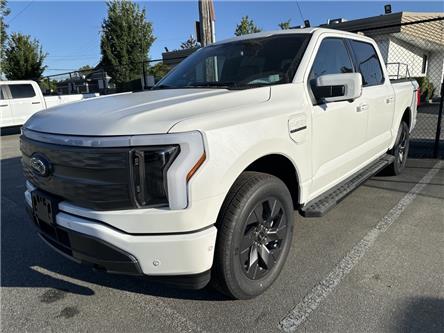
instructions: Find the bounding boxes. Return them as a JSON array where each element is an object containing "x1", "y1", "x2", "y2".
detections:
[{"x1": 416, "y1": 89, "x2": 421, "y2": 107}]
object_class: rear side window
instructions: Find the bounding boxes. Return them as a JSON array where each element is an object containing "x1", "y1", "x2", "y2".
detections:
[
  {"x1": 309, "y1": 38, "x2": 354, "y2": 85},
  {"x1": 349, "y1": 40, "x2": 384, "y2": 86},
  {"x1": 8, "y1": 84, "x2": 36, "y2": 99}
]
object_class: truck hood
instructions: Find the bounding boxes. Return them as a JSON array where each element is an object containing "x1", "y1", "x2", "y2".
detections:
[{"x1": 24, "y1": 88, "x2": 270, "y2": 136}]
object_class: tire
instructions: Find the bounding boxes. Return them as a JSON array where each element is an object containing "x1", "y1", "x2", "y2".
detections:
[
  {"x1": 386, "y1": 121, "x2": 410, "y2": 176},
  {"x1": 212, "y1": 171, "x2": 294, "y2": 299}
]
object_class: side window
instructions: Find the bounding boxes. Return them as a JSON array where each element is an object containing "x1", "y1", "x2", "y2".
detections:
[
  {"x1": 8, "y1": 84, "x2": 36, "y2": 99},
  {"x1": 349, "y1": 40, "x2": 384, "y2": 86},
  {"x1": 0, "y1": 88, "x2": 4, "y2": 100},
  {"x1": 309, "y1": 38, "x2": 354, "y2": 85}
]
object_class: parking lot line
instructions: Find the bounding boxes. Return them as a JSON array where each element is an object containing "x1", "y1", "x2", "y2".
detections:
[{"x1": 278, "y1": 160, "x2": 443, "y2": 332}]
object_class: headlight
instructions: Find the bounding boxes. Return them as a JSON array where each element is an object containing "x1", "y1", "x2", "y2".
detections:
[
  {"x1": 131, "y1": 146, "x2": 180, "y2": 207},
  {"x1": 22, "y1": 128, "x2": 206, "y2": 210},
  {"x1": 129, "y1": 131, "x2": 206, "y2": 210}
]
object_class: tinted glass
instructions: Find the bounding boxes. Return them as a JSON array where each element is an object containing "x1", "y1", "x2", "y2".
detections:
[
  {"x1": 155, "y1": 34, "x2": 310, "y2": 90},
  {"x1": 350, "y1": 40, "x2": 384, "y2": 86},
  {"x1": 9, "y1": 84, "x2": 36, "y2": 99},
  {"x1": 309, "y1": 38, "x2": 354, "y2": 84}
]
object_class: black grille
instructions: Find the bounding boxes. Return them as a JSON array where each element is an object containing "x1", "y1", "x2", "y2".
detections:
[{"x1": 20, "y1": 135, "x2": 135, "y2": 210}]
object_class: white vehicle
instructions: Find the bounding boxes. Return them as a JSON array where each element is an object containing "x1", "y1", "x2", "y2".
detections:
[
  {"x1": 0, "y1": 80, "x2": 98, "y2": 128},
  {"x1": 21, "y1": 28, "x2": 418, "y2": 299}
]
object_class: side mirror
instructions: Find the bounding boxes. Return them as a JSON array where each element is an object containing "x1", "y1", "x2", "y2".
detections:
[{"x1": 313, "y1": 73, "x2": 362, "y2": 103}]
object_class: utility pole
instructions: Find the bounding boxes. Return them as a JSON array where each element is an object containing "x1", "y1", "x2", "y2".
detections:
[
  {"x1": 198, "y1": 0, "x2": 217, "y2": 81},
  {"x1": 198, "y1": 0, "x2": 216, "y2": 47}
]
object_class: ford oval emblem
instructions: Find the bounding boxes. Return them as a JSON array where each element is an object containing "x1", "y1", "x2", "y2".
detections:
[{"x1": 30, "y1": 154, "x2": 51, "y2": 177}]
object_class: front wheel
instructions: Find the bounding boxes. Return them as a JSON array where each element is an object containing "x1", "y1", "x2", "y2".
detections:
[
  {"x1": 212, "y1": 172, "x2": 294, "y2": 299},
  {"x1": 386, "y1": 121, "x2": 410, "y2": 175}
]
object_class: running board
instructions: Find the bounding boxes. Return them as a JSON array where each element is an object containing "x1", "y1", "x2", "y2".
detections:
[{"x1": 300, "y1": 155, "x2": 395, "y2": 218}]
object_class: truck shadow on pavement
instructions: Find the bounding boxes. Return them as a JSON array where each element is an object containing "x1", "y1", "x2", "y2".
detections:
[
  {"x1": 1, "y1": 151, "x2": 441, "y2": 302},
  {"x1": 394, "y1": 297, "x2": 444, "y2": 333},
  {"x1": 1, "y1": 156, "x2": 228, "y2": 301}
]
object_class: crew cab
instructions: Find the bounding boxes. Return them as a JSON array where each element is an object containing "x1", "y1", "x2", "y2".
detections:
[
  {"x1": 20, "y1": 28, "x2": 418, "y2": 299},
  {"x1": 0, "y1": 80, "x2": 98, "y2": 129}
]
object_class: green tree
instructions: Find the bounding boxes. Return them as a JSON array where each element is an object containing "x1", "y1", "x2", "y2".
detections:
[
  {"x1": 39, "y1": 79, "x2": 57, "y2": 94},
  {"x1": 1, "y1": 0, "x2": 10, "y2": 74},
  {"x1": 278, "y1": 19, "x2": 291, "y2": 30},
  {"x1": 71, "y1": 65, "x2": 94, "y2": 79},
  {"x1": 3, "y1": 33, "x2": 47, "y2": 80},
  {"x1": 180, "y1": 35, "x2": 199, "y2": 49},
  {"x1": 100, "y1": 0, "x2": 155, "y2": 92},
  {"x1": 78, "y1": 65, "x2": 94, "y2": 72},
  {"x1": 234, "y1": 16, "x2": 262, "y2": 36},
  {"x1": 148, "y1": 62, "x2": 171, "y2": 80}
]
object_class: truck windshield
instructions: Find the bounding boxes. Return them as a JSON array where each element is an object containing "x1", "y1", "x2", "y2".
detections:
[{"x1": 154, "y1": 34, "x2": 310, "y2": 90}]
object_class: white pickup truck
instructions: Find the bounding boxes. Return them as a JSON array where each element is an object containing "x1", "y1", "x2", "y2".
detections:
[
  {"x1": 21, "y1": 28, "x2": 418, "y2": 299},
  {"x1": 0, "y1": 80, "x2": 98, "y2": 128}
]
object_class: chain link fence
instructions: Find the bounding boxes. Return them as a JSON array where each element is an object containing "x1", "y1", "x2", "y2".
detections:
[{"x1": 39, "y1": 56, "x2": 187, "y2": 97}]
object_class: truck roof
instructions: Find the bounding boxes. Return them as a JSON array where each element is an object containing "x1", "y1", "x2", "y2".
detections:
[
  {"x1": 214, "y1": 27, "x2": 373, "y2": 45},
  {"x1": 0, "y1": 80, "x2": 38, "y2": 85}
]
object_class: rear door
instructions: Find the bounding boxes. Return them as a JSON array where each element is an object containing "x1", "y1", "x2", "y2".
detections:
[
  {"x1": 8, "y1": 83, "x2": 43, "y2": 125},
  {"x1": 348, "y1": 39, "x2": 395, "y2": 156},
  {"x1": 308, "y1": 37, "x2": 369, "y2": 197}
]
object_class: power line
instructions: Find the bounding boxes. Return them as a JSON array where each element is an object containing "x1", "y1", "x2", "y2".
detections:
[{"x1": 7, "y1": 0, "x2": 34, "y2": 24}]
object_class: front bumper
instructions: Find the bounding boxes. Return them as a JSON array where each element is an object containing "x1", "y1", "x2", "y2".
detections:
[{"x1": 25, "y1": 189, "x2": 217, "y2": 288}]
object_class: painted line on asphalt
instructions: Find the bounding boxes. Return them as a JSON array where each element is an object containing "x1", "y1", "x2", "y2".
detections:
[{"x1": 279, "y1": 160, "x2": 442, "y2": 332}]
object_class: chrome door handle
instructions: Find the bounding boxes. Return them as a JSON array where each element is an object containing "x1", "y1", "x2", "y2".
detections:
[
  {"x1": 357, "y1": 103, "x2": 369, "y2": 112},
  {"x1": 32, "y1": 101, "x2": 41, "y2": 105}
]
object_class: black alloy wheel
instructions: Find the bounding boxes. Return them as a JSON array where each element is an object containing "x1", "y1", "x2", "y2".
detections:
[
  {"x1": 386, "y1": 121, "x2": 410, "y2": 176},
  {"x1": 240, "y1": 197, "x2": 288, "y2": 280},
  {"x1": 212, "y1": 172, "x2": 294, "y2": 299}
]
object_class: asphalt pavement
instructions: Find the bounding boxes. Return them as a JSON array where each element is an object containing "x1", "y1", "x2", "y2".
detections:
[{"x1": 1, "y1": 134, "x2": 443, "y2": 333}]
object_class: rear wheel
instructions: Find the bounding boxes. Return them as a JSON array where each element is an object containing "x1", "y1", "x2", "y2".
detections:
[
  {"x1": 386, "y1": 121, "x2": 410, "y2": 176},
  {"x1": 212, "y1": 172, "x2": 294, "y2": 299}
]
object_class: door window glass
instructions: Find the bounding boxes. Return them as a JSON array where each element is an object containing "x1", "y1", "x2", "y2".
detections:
[
  {"x1": 349, "y1": 40, "x2": 384, "y2": 86},
  {"x1": 309, "y1": 38, "x2": 354, "y2": 85},
  {"x1": 8, "y1": 84, "x2": 36, "y2": 99}
]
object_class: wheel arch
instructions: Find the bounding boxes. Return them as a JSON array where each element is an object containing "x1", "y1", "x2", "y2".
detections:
[
  {"x1": 390, "y1": 107, "x2": 413, "y2": 150},
  {"x1": 242, "y1": 154, "x2": 301, "y2": 209},
  {"x1": 402, "y1": 107, "x2": 412, "y2": 130}
]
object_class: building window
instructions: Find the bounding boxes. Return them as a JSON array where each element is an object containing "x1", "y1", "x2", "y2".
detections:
[{"x1": 422, "y1": 54, "x2": 428, "y2": 74}]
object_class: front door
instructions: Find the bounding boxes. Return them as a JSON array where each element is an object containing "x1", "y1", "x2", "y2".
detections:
[
  {"x1": 308, "y1": 37, "x2": 369, "y2": 198},
  {"x1": 7, "y1": 83, "x2": 43, "y2": 125}
]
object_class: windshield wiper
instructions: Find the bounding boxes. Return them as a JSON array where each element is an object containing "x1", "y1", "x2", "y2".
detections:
[
  {"x1": 151, "y1": 84, "x2": 176, "y2": 90},
  {"x1": 183, "y1": 81, "x2": 236, "y2": 89},
  {"x1": 230, "y1": 80, "x2": 286, "y2": 90}
]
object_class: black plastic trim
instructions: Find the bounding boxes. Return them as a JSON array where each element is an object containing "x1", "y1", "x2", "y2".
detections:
[
  {"x1": 290, "y1": 126, "x2": 307, "y2": 134},
  {"x1": 143, "y1": 270, "x2": 211, "y2": 290},
  {"x1": 27, "y1": 204, "x2": 143, "y2": 275},
  {"x1": 300, "y1": 154, "x2": 395, "y2": 217},
  {"x1": 26, "y1": 205, "x2": 212, "y2": 289}
]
